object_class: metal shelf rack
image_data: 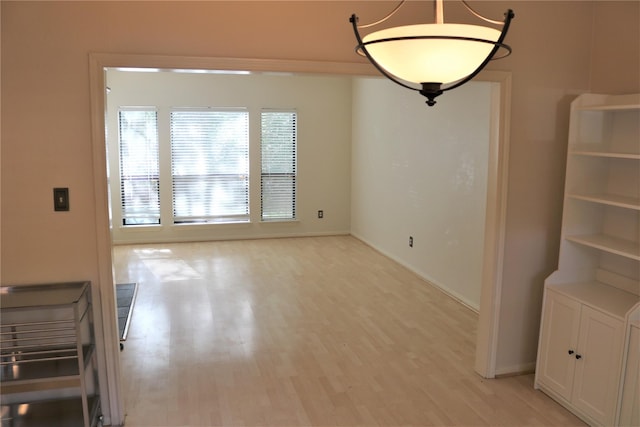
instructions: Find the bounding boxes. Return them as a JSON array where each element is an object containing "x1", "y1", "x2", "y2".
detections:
[{"x1": 1, "y1": 282, "x2": 102, "y2": 427}]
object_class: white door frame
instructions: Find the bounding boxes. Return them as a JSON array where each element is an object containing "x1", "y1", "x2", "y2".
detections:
[{"x1": 88, "y1": 53, "x2": 511, "y2": 425}]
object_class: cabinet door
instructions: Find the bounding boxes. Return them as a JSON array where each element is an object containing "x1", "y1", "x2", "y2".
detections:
[
  {"x1": 537, "y1": 290, "x2": 581, "y2": 401},
  {"x1": 572, "y1": 305, "x2": 624, "y2": 426},
  {"x1": 619, "y1": 325, "x2": 640, "y2": 426}
]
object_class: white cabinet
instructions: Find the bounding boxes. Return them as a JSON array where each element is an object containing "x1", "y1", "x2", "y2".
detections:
[
  {"x1": 535, "y1": 93, "x2": 640, "y2": 426},
  {"x1": 572, "y1": 300, "x2": 624, "y2": 424},
  {"x1": 537, "y1": 290, "x2": 581, "y2": 401},
  {"x1": 537, "y1": 286, "x2": 630, "y2": 426},
  {"x1": 619, "y1": 307, "x2": 640, "y2": 426}
]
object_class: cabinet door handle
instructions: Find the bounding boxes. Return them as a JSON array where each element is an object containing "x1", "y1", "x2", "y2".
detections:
[
  {"x1": 568, "y1": 350, "x2": 574, "y2": 355},
  {"x1": 575, "y1": 354, "x2": 582, "y2": 360}
]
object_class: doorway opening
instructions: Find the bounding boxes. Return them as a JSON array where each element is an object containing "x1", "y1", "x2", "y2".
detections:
[{"x1": 89, "y1": 53, "x2": 511, "y2": 426}]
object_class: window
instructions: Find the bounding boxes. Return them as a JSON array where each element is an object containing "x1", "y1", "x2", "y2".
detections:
[
  {"x1": 170, "y1": 109, "x2": 250, "y2": 223},
  {"x1": 116, "y1": 107, "x2": 296, "y2": 227},
  {"x1": 261, "y1": 110, "x2": 297, "y2": 221},
  {"x1": 118, "y1": 109, "x2": 160, "y2": 225}
]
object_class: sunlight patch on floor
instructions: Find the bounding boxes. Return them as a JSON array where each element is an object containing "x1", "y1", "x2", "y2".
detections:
[
  {"x1": 141, "y1": 258, "x2": 202, "y2": 281},
  {"x1": 133, "y1": 248, "x2": 174, "y2": 258}
]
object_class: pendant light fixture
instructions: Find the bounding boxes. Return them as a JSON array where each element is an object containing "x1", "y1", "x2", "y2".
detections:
[{"x1": 350, "y1": 0, "x2": 514, "y2": 106}]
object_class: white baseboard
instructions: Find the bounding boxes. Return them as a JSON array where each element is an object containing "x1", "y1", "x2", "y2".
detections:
[{"x1": 494, "y1": 361, "x2": 536, "y2": 377}]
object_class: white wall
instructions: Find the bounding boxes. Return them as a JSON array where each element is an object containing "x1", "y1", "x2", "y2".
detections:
[
  {"x1": 106, "y1": 70, "x2": 353, "y2": 244},
  {"x1": 351, "y1": 77, "x2": 492, "y2": 310}
]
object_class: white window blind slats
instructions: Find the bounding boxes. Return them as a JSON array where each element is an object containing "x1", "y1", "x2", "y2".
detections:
[
  {"x1": 118, "y1": 109, "x2": 160, "y2": 226},
  {"x1": 170, "y1": 110, "x2": 250, "y2": 223},
  {"x1": 261, "y1": 111, "x2": 297, "y2": 221}
]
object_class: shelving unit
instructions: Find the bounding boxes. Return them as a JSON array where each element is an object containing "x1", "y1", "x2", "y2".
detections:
[
  {"x1": 535, "y1": 93, "x2": 640, "y2": 426},
  {"x1": 0, "y1": 282, "x2": 102, "y2": 427}
]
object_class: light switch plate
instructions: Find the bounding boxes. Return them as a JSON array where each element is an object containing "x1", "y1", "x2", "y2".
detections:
[{"x1": 54, "y1": 188, "x2": 69, "y2": 211}]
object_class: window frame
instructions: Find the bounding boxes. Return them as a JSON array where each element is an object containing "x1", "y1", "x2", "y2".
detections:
[
  {"x1": 260, "y1": 109, "x2": 298, "y2": 222},
  {"x1": 117, "y1": 107, "x2": 161, "y2": 227},
  {"x1": 169, "y1": 107, "x2": 251, "y2": 225}
]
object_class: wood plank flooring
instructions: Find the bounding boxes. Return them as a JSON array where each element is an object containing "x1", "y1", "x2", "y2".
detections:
[{"x1": 112, "y1": 236, "x2": 585, "y2": 426}]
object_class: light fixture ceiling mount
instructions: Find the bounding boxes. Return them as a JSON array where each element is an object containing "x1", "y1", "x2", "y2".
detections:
[{"x1": 350, "y1": 0, "x2": 514, "y2": 106}]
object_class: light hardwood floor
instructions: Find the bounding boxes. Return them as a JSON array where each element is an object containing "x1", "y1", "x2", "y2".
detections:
[{"x1": 112, "y1": 236, "x2": 584, "y2": 426}]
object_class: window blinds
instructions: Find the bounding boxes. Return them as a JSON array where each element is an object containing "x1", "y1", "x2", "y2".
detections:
[
  {"x1": 118, "y1": 109, "x2": 160, "y2": 225},
  {"x1": 261, "y1": 111, "x2": 297, "y2": 221},
  {"x1": 170, "y1": 109, "x2": 250, "y2": 223}
]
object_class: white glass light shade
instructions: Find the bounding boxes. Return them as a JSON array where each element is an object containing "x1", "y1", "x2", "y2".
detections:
[{"x1": 362, "y1": 23, "x2": 502, "y2": 85}]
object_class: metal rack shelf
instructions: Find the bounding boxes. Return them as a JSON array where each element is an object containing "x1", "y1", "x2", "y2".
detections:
[
  {"x1": 0, "y1": 396, "x2": 101, "y2": 427},
  {"x1": 0, "y1": 282, "x2": 102, "y2": 427}
]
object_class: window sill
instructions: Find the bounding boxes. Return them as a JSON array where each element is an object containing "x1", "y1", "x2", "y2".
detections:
[
  {"x1": 170, "y1": 221, "x2": 251, "y2": 229},
  {"x1": 119, "y1": 224, "x2": 163, "y2": 232}
]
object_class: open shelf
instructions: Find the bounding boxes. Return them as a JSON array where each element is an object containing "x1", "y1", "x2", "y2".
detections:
[
  {"x1": 577, "y1": 102, "x2": 640, "y2": 112},
  {"x1": 570, "y1": 146, "x2": 640, "y2": 159},
  {"x1": 574, "y1": 93, "x2": 640, "y2": 111},
  {"x1": 567, "y1": 193, "x2": 640, "y2": 210},
  {"x1": 1, "y1": 345, "x2": 95, "y2": 385},
  {"x1": 566, "y1": 234, "x2": 640, "y2": 261},
  {"x1": 0, "y1": 396, "x2": 101, "y2": 427}
]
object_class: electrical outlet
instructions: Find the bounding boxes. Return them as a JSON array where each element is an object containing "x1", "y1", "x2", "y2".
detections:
[
  {"x1": 409, "y1": 236, "x2": 413, "y2": 247},
  {"x1": 318, "y1": 210, "x2": 324, "y2": 219}
]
